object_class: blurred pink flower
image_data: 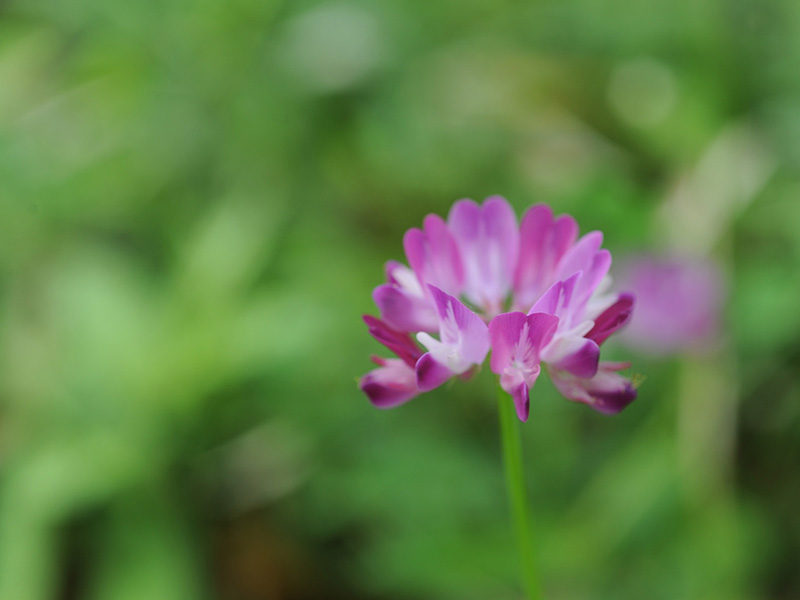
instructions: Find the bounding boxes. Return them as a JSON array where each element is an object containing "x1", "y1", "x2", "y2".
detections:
[
  {"x1": 360, "y1": 197, "x2": 637, "y2": 420},
  {"x1": 617, "y1": 255, "x2": 723, "y2": 355}
]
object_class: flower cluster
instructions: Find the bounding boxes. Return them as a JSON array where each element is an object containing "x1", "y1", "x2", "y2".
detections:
[
  {"x1": 360, "y1": 197, "x2": 637, "y2": 421},
  {"x1": 617, "y1": 255, "x2": 723, "y2": 356}
]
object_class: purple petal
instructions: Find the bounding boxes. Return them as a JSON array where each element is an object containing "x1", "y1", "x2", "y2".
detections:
[
  {"x1": 572, "y1": 249, "x2": 612, "y2": 308},
  {"x1": 448, "y1": 199, "x2": 481, "y2": 237},
  {"x1": 529, "y1": 280, "x2": 562, "y2": 316},
  {"x1": 403, "y1": 214, "x2": 464, "y2": 296},
  {"x1": 514, "y1": 205, "x2": 552, "y2": 299},
  {"x1": 515, "y1": 205, "x2": 553, "y2": 282},
  {"x1": 556, "y1": 231, "x2": 603, "y2": 281},
  {"x1": 530, "y1": 272, "x2": 580, "y2": 322},
  {"x1": 415, "y1": 353, "x2": 455, "y2": 391},
  {"x1": 489, "y1": 312, "x2": 559, "y2": 374},
  {"x1": 384, "y1": 261, "x2": 426, "y2": 298},
  {"x1": 514, "y1": 206, "x2": 579, "y2": 309},
  {"x1": 549, "y1": 337, "x2": 600, "y2": 378},
  {"x1": 551, "y1": 214, "x2": 580, "y2": 258},
  {"x1": 586, "y1": 293, "x2": 635, "y2": 346},
  {"x1": 488, "y1": 312, "x2": 528, "y2": 374},
  {"x1": 511, "y1": 382, "x2": 531, "y2": 422},
  {"x1": 448, "y1": 196, "x2": 519, "y2": 314},
  {"x1": 385, "y1": 260, "x2": 411, "y2": 286},
  {"x1": 525, "y1": 313, "x2": 561, "y2": 351},
  {"x1": 490, "y1": 312, "x2": 556, "y2": 421},
  {"x1": 427, "y1": 285, "x2": 490, "y2": 365},
  {"x1": 360, "y1": 358, "x2": 420, "y2": 408},
  {"x1": 403, "y1": 227, "x2": 426, "y2": 273},
  {"x1": 363, "y1": 315, "x2": 424, "y2": 367},
  {"x1": 373, "y1": 284, "x2": 439, "y2": 333},
  {"x1": 549, "y1": 362, "x2": 637, "y2": 414},
  {"x1": 590, "y1": 381, "x2": 637, "y2": 414},
  {"x1": 481, "y1": 195, "x2": 520, "y2": 299}
]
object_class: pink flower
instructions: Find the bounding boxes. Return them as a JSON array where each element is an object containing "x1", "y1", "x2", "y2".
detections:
[
  {"x1": 616, "y1": 255, "x2": 723, "y2": 355},
  {"x1": 415, "y1": 285, "x2": 491, "y2": 391},
  {"x1": 550, "y1": 362, "x2": 638, "y2": 415},
  {"x1": 360, "y1": 197, "x2": 637, "y2": 420},
  {"x1": 489, "y1": 311, "x2": 559, "y2": 421}
]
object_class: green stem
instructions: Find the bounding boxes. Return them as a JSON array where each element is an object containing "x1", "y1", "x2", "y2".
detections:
[{"x1": 498, "y1": 387, "x2": 542, "y2": 600}]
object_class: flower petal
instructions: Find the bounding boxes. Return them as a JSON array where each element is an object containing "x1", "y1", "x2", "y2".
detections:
[
  {"x1": 424, "y1": 284, "x2": 490, "y2": 367},
  {"x1": 549, "y1": 362, "x2": 637, "y2": 414},
  {"x1": 530, "y1": 272, "x2": 580, "y2": 322},
  {"x1": 529, "y1": 279, "x2": 562, "y2": 316},
  {"x1": 385, "y1": 260, "x2": 424, "y2": 296},
  {"x1": 489, "y1": 312, "x2": 559, "y2": 375},
  {"x1": 490, "y1": 312, "x2": 557, "y2": 421},
  {"x1": 586, "y1": 293, "x2": 635, "y2": 346},
  {"x1": 511, "y1": 382, "x2": 531, "y2": 422},
  {"x1": 403, "y1": 214, "x2": 464, "y2": 296},
  {"x1": 514, "y1": 206, "x2": 579, "y2": 310},
  {"x1": 548, "y1": 337, "x2": 600, "y2": 378},
  {"x1": 415, "y1": 352, "x2": 455, "y2": 391},
  {"x1": 363, "y1": 315, "x2": 423, "y2": 367},
  {"x1": 488, "y1": 312, "x2": 528, "y2": 374},
  {"x1": 373, "y1": 283, "x2": 438, "y2": 333},
  {"x1": 448, "y1": 196, "x2": 519, "y2": 315},
  {"x1": 571, "y1": 249, "x2": 612, "y2": 309},
  {"x1": 360, "y1": 358, "x2": 420, "y2": 408},
  {"x1": 555, "y1": 231, "x2": 603, "y2": 281},
  {"x1": 515, "y1": 205, "x2": 553, "y2": 293}
]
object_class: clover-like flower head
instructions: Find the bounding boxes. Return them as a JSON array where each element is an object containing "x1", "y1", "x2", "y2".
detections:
[{"x1": 361, "y1": 197, "x2": 637, "y2": 421}]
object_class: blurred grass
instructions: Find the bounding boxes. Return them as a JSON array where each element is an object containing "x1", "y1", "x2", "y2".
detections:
[{"x1": 1, "y1": 0, "x2": 799, "y2": 599}]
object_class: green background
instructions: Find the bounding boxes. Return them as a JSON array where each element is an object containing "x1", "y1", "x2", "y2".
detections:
[{"x1": 1, "y1": 0, "x2": 799, "y2": 598}]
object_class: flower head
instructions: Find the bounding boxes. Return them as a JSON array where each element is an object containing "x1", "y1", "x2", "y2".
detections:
[
  {"x1": 616, "y1": 254, "x2": 723, "y2": 356},
  {"x1": 360, "y1": 197, "x2": 637, "y2": 420}
]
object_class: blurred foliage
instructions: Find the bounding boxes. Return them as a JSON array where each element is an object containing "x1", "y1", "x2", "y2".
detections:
[{"x1": 0, "y1": 0, "x2": 799, "y2": 599}]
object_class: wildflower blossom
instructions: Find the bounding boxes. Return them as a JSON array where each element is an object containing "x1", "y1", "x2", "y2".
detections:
[
  {"x1": 360, "y1": 197, "x2": 637, "y2": 420},
  {"x1": 616, "y1": 255, "x2": 722, "y2": 356}
]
